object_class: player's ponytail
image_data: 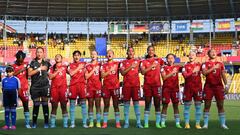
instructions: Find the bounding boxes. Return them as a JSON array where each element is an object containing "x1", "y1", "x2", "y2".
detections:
[{"x1": 53, "y1": 64, "x2": 57, "y2": 72}]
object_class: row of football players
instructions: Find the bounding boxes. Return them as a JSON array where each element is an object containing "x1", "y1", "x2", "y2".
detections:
[{"x1": 12, "y1": 46, "x2": 229, "y2": 129}]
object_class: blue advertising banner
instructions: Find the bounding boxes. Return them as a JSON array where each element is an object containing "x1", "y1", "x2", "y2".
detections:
[
  {"x1": 95, "y1": 38, "x2": 107, "y2": 56},
  {"x1": 149, "y1": 23, "x2": 161, "y2": 32},
  {"x1": 176, "y1": 23, "x2": 187, "y2": 31},
  {"x1": 171, "y1": 20, "x2": 190, "y2": 33},
  {"x1": 149, "y1": 21, "x2": 169, "y2": 33}
]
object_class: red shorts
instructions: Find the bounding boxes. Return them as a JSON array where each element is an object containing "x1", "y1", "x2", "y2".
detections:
[
  {"x1": 50, "y1": 86, "x2": 68, "y2": 103},
  {"x1": 86, "y1": 89, "x2": 101, "y2": 99},
  {"x1": 162, "y1": 88, "x2": 179, "y2": 104},
  {"x1": 143, "y1": 85, "x2": 161, "y2": 98},
  {"x1": 102, "y1": 88, "x2": 120, "y2": 100},
  {"x1": 69, "y1": 83, "x2": 86, "y2": 99},
  {"x1": 183, "y1": 87, "x2": 202, "y2": 102},
  {"x1": 122, "y1": 86, "x2": 140, "y2": 101},
  {"x1": 19, "y1": 88, "x2": 29, "y2": 102},
  {"x1": 203, "y1": 85, "x2": 224, "y2": 101}
]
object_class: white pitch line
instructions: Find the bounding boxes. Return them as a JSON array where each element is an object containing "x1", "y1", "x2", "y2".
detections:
[{"x1": 0, "y1": 107, "x2": 24, "y2": 113}]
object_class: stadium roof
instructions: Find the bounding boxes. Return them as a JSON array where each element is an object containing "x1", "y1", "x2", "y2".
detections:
[{"x1": 0, "y1": 0, "x2": 239, "y2": 21}]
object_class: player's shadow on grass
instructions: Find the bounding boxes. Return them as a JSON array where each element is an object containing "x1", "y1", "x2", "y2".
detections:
[
  {"x1": 1, "y1": 119, "x2": 240, "y2": 135},
  {"x1": 10, "y1": 119, "x2": 240, "y2": 130}
]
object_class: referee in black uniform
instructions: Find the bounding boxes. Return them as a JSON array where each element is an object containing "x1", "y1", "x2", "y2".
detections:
[{"x1": 28, "y1": 47, "x2": 51, "y2": 128}]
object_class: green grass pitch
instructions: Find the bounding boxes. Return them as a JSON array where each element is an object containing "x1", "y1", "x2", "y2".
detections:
[{"x1": 0, "y1": 100, "x2": 240, "y2": 135}]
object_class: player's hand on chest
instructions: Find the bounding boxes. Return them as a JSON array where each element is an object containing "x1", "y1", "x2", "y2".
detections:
[{"x1": 106, "y1": 64, "x2": 117, "y2": 75}]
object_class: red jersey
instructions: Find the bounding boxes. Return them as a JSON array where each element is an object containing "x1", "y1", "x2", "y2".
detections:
[
  {"x1": 141, "y1": 58, "x2": 164, "y2": 86},
  {"x1": 120, "y1": 59, "x2": 140, "y2": 87},
  {"x1": 101, "y1": 61, "x2": 120, "y2": 89},
  {"x1": 182, "y1": 62, "x2": 202, "y2": 90},
  {"x1": 69, "y1": 62, "x2": 86, "y2": 86},
  {"x1": 85, "y1": 62, "x2": 102, "y2": 91},
  {"x1": 12, "y1": 62, "x2": 28, "y2": 90},
  {"x1": 161, "y1": 65, "x2": 181, "y2": 91},
  {"x1": 202, "y1": 61, "x2": 225, "y2": 86},
  {"x1": 49, "y1": 64, "x2": 68, "y2": 87}
]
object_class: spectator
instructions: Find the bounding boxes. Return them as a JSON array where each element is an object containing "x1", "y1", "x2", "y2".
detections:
[
  {"x1": 183, "y1": 51, "x2": 187, "y2": 57},
  {"x1": 35, "y1": 36, "x2": 39, "y2": 44},
  {"x1": 30, "y1": 42, "x2": 36, "y2": 49},
  {"x1": 175, "y1": 45, "x2": 180, "y2": 53},
  {"x1": 83, "y1": 50, "x2": 86, "y2": 56},
  {"x1": 197, "y1": 46, "x2": 203, "y2": 54}
]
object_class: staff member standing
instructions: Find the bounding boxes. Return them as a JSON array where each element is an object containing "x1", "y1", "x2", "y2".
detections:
[{"x1": 28, "y1": 47, "x2": 51, "y2": 128}]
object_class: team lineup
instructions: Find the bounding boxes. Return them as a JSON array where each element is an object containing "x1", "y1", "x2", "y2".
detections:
[{"x1": 1, "y1": 46, "x2": 229, "y2": 130}]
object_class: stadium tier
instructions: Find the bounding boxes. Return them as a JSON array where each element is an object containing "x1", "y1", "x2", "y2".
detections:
[
  {"x1": 229, "y1": 73, "x2": 240, "y2": 93},
  {"x1": 1, "y1": 33, "x2": 238, "y2": 59}
]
